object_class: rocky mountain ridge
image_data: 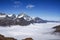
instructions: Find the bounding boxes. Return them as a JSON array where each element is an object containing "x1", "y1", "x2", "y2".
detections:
[{"x1": 0, "y1": 12, "x2": 59, "y2": 26}]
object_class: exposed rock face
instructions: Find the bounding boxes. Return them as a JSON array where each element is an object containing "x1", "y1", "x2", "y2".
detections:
[
  {"x1": 16, "y1": 17, "x2": 31, "y2": 26},
  {"x1": 22, "y1": 38, "x2": 33, "y2": 40},
  {"x1": 0, "y1": 13, "x2": 47, "y2": 26},
  {"x1": 0, "y1": 19, "x2": 15, "y2": 26},
  {"x1": 53, "y1": 25, "x2": 60, "y2": 32},
  {"x1": 0, "y1": 34, "x2": 17, "y2": 40},
  {"x1": 17, "y1": 13, "x2": 32, "y2": 21}
]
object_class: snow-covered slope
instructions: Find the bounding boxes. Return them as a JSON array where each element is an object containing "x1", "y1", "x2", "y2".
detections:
[
  {"x1": 17, "y1": 13, "x2": 32, "y2": 21},
  {"x1": 0, "y1": 23, "x2": 60, "y2": 40},
  {"x1": 17, "y1": 13, "x2": 47, "y2": 23}
]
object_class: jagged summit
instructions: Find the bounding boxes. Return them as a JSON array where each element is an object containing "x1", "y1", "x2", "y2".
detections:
[
  {"x1": 17, "y1": 12, "x2": 32, "y2": 21},
  {"x1": 0, "y1": 12, "x2": 48, "y2": 26}
]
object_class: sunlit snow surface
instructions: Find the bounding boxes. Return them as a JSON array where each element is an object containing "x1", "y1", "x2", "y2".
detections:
[{"x1": 0, "y1": 23, "x2": 60, "y2": 40}]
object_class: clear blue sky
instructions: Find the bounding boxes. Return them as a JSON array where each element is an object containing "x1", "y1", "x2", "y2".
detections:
[{"x1": 0, "y1": 0, "x2": 60, "y2": 21}]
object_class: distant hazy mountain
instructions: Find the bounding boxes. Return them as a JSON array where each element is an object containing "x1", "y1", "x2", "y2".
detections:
[
  {"x1": 32, "y1": 17, "x2": 47, "y2": 23},
  {"x1": 45, "y1": 20, "x2": 60, "y2": 23}
]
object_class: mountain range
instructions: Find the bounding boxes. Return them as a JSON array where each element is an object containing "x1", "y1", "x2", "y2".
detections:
[{"x1": 0, "y1": 12, "x2": 60, "y2": 26}]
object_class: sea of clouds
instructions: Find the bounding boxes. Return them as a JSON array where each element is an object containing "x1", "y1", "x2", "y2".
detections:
[{"x1": 0, "y1": 22, "x2": 60, "y2": 40}]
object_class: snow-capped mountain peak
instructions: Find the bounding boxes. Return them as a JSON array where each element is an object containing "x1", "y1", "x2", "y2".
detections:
[{"x1": 17, "y1": 13, "x2": 32, "y2": 21}]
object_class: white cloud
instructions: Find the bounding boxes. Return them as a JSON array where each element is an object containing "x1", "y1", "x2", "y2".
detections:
[
  {"x1": 13, "y1": 1, "x2": 21, "y2": 8},
  {"x1": 14, "y1": 1, "x2": 21, "y2": 5},
  {"x1": 26, "y1": 4, "x2": 35, "y2": 9}
]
